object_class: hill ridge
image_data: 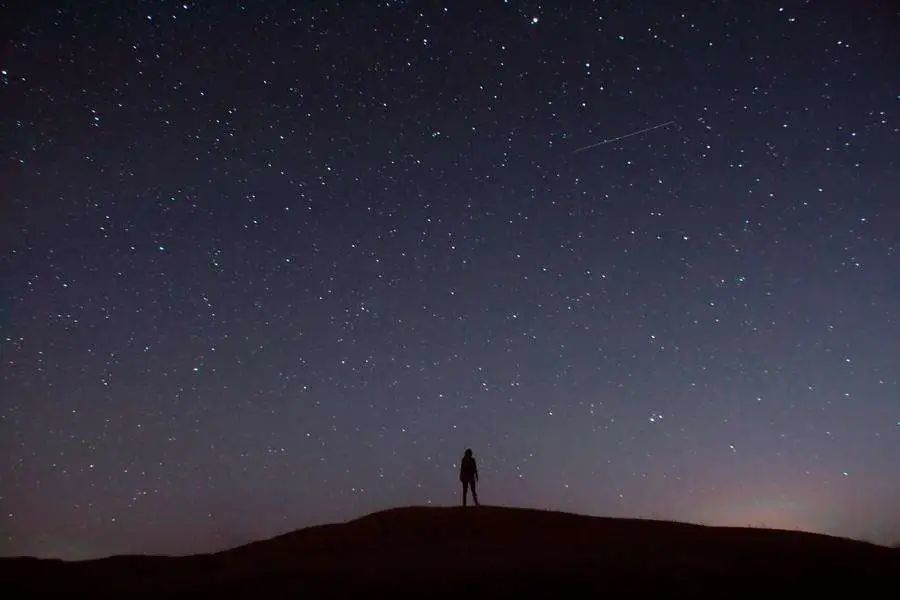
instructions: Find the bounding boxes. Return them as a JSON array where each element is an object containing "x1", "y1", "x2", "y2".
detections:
[{"x1": 2, "y1": 505, "x2": 897, "y2": 597}]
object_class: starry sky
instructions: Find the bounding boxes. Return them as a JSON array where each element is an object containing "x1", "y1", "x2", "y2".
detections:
[{"x1": 2, "y1": 1, "x2": 898, "y2": 559}]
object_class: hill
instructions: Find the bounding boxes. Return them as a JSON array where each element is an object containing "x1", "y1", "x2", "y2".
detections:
[{"x1": 1, "y1": 506, "x2": 897, "y2": 597}]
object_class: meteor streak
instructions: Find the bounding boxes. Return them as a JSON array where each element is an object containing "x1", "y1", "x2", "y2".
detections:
[{"x1": 572, "y1": 120, "x2": 675, "y2": 153}]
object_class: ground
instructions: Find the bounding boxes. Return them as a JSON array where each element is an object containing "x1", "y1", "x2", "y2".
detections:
[{"x1": 2, "y1": 506, "x2": 897, "y2": 597}]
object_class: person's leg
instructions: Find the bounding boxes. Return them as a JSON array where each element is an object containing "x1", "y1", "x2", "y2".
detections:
[
  {"x1": 462, "y1": 480, "x2": 468, "y2": 506},
  {"x1": 471, "y1": 480, "x2": 479, "y2": 506}
]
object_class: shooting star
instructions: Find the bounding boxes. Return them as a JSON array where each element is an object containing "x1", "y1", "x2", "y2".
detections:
[{"x1": 572, "y1": 120, "x2": 675, "y2": 153}]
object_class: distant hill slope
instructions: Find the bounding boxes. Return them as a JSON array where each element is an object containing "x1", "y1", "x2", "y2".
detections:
[{"x1": 2, "y1": 506, "x2": 897, "y2": 597}]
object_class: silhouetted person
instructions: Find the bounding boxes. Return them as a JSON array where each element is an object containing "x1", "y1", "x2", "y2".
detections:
[{"x1": 459, "y1": 448, "x2": 479, "y2": 506}]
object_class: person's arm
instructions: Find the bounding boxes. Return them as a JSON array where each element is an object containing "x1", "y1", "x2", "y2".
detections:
[{"x1": 474, "y1": 461, "x2": 479, "y2": 481}]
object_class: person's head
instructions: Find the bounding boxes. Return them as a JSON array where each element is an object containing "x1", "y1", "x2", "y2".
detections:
[{"x1": 464, "y1": 448, "x2": 473, "y2": 457}]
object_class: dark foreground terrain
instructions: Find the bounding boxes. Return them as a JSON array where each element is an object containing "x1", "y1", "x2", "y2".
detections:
[{"x1": 2, "y1": 506, "x2": 897, "y2": 597}]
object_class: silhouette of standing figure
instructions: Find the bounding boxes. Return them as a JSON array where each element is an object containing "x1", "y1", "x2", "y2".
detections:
[{"x1": 460, "y1": 448, "x2": 479, "y2": 506}]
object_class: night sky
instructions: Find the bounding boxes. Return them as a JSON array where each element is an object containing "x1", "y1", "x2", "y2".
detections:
[{"x1": 2, "y1": 1, "x2": 898, "y2": 559}]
